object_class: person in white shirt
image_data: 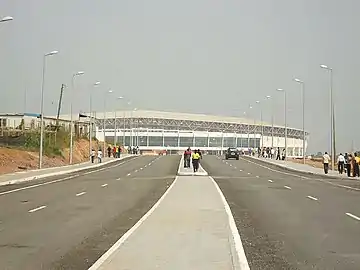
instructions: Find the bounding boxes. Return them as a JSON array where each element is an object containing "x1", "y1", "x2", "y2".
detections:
[
  {"x1": 337, "y1": 153, "x2": 345, "y2": 174},
  {"x1": 97, "y1": 149, "x2": 103, "y2": 163},
  {"x1": 91, "y1": 149, "x2": 96, "y2": 163},
  {"x1": 323, "y1": 152, "x2": 330, "y2": 174}
]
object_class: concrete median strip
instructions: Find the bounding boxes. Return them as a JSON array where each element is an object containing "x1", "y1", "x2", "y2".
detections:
[
  {"x1": 88, "y1": 158, "x2": 249, "y2": 270},
  {"x1": 0, "y1": 155, "x2": 135, "y2": 187}
]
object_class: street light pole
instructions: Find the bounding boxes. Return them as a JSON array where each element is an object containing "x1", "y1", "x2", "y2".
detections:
[
  {"x1": 255, "y1": 100, "x2": 264, "y2": 148},
  {"x1": 320, "y1": 65, "x2": 335, "y2": 170},
  {"x1": 277, "y1": 88, "x2": 287, "y2": 160},
  {"x1": 39, "y1": 50, "x2": 59, "y2": 169},
  {"x1": 294, "y1": 78, "x2": 306, "y2": 164},
  {"x1": 103, "y1": 90, "x2": 113, "y2": 154},
  {"x1": 265, "y1": 95, "x2": 272, "y2": 149},
  {"x1": 89, "y1": 81, "x2": 100, "y2": 160},
  {"x1": 115, "y1": 96, "x2": 124, "y2": 146},
  {"x1": 69, "y1": 71, "x2": 85, "y2": 164}
]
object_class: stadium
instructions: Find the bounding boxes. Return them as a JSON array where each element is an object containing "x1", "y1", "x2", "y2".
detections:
[{"x1": 91, "y1": 110, "x2": 308, "y2": 157}]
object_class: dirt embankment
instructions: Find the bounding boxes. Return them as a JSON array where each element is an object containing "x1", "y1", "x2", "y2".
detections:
[{"x1": 0, "y1": 139, "x2": 102, "y2": 175}]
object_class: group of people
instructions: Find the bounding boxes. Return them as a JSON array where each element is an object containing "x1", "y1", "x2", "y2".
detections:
[
  {"x1": 183, "y1": 147, "x2": 202, "y2": 172},
  {"x1": 323, "y1": 152, "x2": 360, "y2": 176},
  {"x1": 257, "y1": 147, "x2": 286, "y2": 160},
  {"x1": 91, "y1": 148, "x2": 103, "y2": 163},
  {"x1": 107, "y1": 145, "x2": 122, "y2": 158}
]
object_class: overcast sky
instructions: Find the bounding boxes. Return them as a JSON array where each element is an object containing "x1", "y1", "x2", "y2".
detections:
[{"x1": 0, "y1": 0, "x2": 358, "y2": 153}]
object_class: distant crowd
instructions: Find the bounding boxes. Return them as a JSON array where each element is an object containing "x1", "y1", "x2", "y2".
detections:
[{"x1": 323, "y1": 152, "x2": 360, "y2": 177}]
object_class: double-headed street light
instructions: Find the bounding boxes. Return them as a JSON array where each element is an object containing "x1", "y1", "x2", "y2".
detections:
[
  {"x1": 294, "y1": 78, "x2": 306, "y2": 164},
  {"x1": 89, "y1": 81, "x2": 100, "y2": 160},
  {"x1": 0, "y1": 16, "x2": 13, "y2": 23},
  {"x1": 69, "y1": 71, "x2": 85, "y2": 164},
  {"x1": 277, "y1": 88, "x2": 287, "y2": 160},
  {"x1": 320, "y1": 64, "x2": 336, "y2": 171},
  {"x1": 38, "y1": 50, "x2": 59, "y2": 169}
]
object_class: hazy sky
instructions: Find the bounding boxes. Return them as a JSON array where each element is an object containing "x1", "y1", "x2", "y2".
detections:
[{"x1": 0, "y1": 0, "x2": 358, "y2": 153}]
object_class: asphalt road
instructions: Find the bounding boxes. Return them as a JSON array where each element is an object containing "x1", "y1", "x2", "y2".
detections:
[
  {"x1": 0, "y1": 155, "x2": 180, "y2": 270},
  {"x1": 201, "y1": 155, "x2": 360, "y2": 270}
]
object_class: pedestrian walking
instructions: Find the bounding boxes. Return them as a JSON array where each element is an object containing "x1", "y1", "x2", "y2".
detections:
[
  {"x1": 337, "y1": 153, "x2": 345, "y2": 174},
  {"x1": 97, "y1": 148, "x2": 103, "y2": 163},
  {"x1": 192, "y1": 149, "x2": 201, "y2": 172},
  {"x1": 354, "y1": 153, "x2": 360, "y2": 177},
  {"x1": 323, "y1": 152, "x2": 330, "y2": 174},
  {"x1": 91, "y1": 149, "x2": 95, "y2": 163},
  {"x1": 346, "y1": 154, "x2": 352, "y2": 177}
]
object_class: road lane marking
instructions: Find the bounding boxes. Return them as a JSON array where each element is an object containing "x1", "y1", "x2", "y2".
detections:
[
  {"x1": 134, "y1": 170, "x2": 138, "y2": 173},
  {"x1": 209, "y1": 176, "x2": 250, "y2": 269},
  {"x1": 268, "y1": 180, "x2": 273, "y2": 183},
  {"x1": 88, "y1": 176, "x2": 180, "y2": 270},
  {"x1": 229, "y1": 164, "x2": 233, "y2": 167},
  {"x1": 28, "y1": 205, "x2": 47, "y2": 213},
  {"x1": 127, "y1": 173, "x2": 131, "y2": 176},
  {"x1": 234, "y1": 167, "x2": 237, "y2": 169},
  {"x1": 307, "y1": 195, "x2": 318, "y2": 201},
  {"x1": 284, "y1": 186, "x2": 292, "y2": 190},
  {"x1": 256, "y1": 176, "x2": 259, "y2": 178},
  {"x1": 101, "y1": 184, "x2": 108, "y2": 187},
  {"x1": 346, "y1": 213, "x2": 360, "y2": 221},
  {"x1": 116, "y1": 177, "x2": 121, "y2": 181},
  {"x1": 76, "y1": 191, "x2": 86, "y2": 196},
  {"x1": 247, "y1": 173, "x2": 251, "y2": 175},
  {"x1": 239, "y1": 169, "x2": 243, "y2": 172},
  {"x1": 140, "y1": 167, "x2": 143, "y2": 170},
  {"x1": 144, "y1": 165, "x2": 147, "y2": 168},
  {"x1": 240, "y1": 157, "x2": 310, "y2": 179},
  {"x1": 0, "y1": 158, "x2": 140, "y2": 196}
]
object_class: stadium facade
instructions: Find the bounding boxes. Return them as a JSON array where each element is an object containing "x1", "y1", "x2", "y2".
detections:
[{"x1": 91, "y1": 110, "x2": 308, "y2": 157}]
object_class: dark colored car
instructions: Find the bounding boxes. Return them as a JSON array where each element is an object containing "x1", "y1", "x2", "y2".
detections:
[{"x1": 225, "y1": 147, "x2": 239, "y2": 160}]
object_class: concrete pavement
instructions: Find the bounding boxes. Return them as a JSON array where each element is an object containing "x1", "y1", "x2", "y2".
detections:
[
  {"x1": 92, "y1": 175, "x2": 243, "y2": 270},
  {"x1": 202, "y1": 155, "x2": 360, "y2": 269},
  {"x1": 0, "y1": 155, "x2": 179, "y2": 270}
]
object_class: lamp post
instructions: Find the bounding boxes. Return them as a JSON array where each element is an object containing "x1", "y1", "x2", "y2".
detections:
[
  {"x1": 294, "y1": 78, "x2": 306, "y2": 164},
  {"x1": 249, "y1": 105, "x2": 254, "y2": 148},
  {"x1": 320, "y1": 64, "x2": 335, "y2": 170},
  {"x1": 89, "y1": 81, "x2": 100, "y2": 160},
  {"x1": 114, "y1": 96, "x2": 124, "y2": 146},
  {"x1": 0, "y1": 16, "x2": 13, "y2": 23},
  {"x1": 38, "y1": 50, "x2": 59, "y2": 169},
  {"x1": 103, "y1": 89, "x2": 113, "y2": 154},
  {"x1": 255, "y1": 100, "x2": 264, "y2": 148},
  {"x1": 69, "y1": 71, "x2": 85, "y2": 164},
  {"x1": 277, "y1": 88, "x2": 287, "y2": 160},
  {"x1": 266, "y1": 95, "x2": 274, "y2": 149}
]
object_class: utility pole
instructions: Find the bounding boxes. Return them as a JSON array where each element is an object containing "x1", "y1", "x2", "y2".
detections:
[{"x1": 56, "y1": 84, "x2": 65, "y2": 128}]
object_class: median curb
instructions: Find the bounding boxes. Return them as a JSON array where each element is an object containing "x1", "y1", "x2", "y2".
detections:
[{"x1": 0, "y1": 155, "x2": 135, "y2": 186}]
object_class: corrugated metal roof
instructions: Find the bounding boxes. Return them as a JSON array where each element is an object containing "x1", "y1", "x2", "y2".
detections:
[{"x1": 58, "y1": 109, "x2": 290, "y2": 129}]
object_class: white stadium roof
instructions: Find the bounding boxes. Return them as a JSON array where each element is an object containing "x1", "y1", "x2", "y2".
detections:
[{"x1": 59, "y1": 109, "x2": 286, "y2": 128}]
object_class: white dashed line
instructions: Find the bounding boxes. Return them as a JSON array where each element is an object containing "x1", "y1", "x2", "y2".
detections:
[
  {"x1": 148, "y1": 163, "x2": 151, "y2": 166},
  {"x1": 346, "y1": 212, "x2": 360, "y2": 221},
  {"x1": 247, "y1": 173, "x2": 251, "y2": 175},
  {"x1": 284, "y1": 186, "x2": 292, "y2": 190},
  {"x1": 76, "y1": 192, "x2": 86, "y2": 197},
  {"x1": 229, "y1": 164, "x2": 233, "y2": 167},
  {"x1": 127, "y1": 173, "x2": 131, "y2": 176},
  {"x1": 116, "y1": 177, "x2": 121, "y2": 181},
  {"x1": 234, "y1": 167, "x2": 237, "y2": 169},
  {"x1": 239, "y1": 169, "x2": 243, "y2": 172},
  {"x1": 268, "y1": 180, "x2": 273, "y2": 183},
  {"x1": 101, "y1": 184, "x2": 108, "y2": 187},
  {"x1": 256, "y1": 176, "x2": 259, "y2": 178},
  {"x1": 140, "y1": 167, "x2": 143, "y2": 170},
  {"x1": 144, "y1": 165, "x2": 147, "y2": 168},
  {"x1": 306, "y1": 195, "x2": 318, "y2": 201},
  {"x1": 28, "y1": 205, "x2": 47, "y2": 213},
  {"x1": 134, "y1": 170, "x2": 138, "y2": 173}
]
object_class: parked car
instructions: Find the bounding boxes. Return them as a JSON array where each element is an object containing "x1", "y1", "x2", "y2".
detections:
[{"x1": 225, "y1": 147, "x2": 239, "y2": 160}]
